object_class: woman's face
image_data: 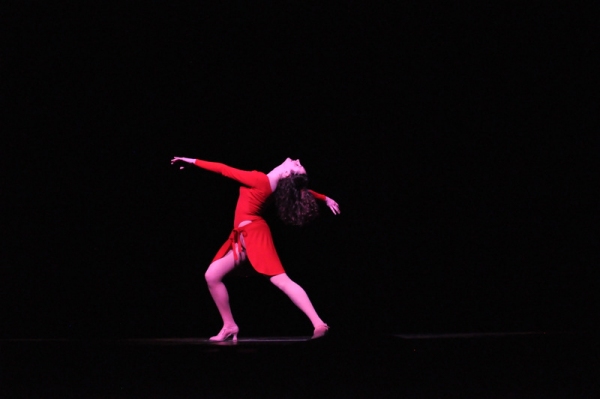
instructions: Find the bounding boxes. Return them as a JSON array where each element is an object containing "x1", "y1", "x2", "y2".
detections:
[{"x1": 282, "y1": 158, "x2": 306, "y2": 176}]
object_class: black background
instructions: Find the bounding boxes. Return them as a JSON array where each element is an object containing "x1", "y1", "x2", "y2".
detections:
[{"x1": 2, "y1": 2, "x2": 597, "y2": 339}]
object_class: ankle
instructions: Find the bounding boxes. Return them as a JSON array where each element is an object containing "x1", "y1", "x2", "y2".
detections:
[{"x1": 312, "y1": 320, "x2": 326, "y2": 329}]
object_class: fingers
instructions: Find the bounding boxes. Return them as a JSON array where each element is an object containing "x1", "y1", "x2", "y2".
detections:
[
  {"x1": 171, "y1": 157, "x2": 185, "y2": 169},
  {"x1": 325, "y1": 198, "x2": 340, "y2": 215},
  {"x1": 329, "y1": 204, "x2": 340, "y2": 215}
]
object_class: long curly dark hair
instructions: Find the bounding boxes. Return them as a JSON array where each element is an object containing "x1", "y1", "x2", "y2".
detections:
[{"x1": 274, "y1": 172, "x2": 319, "y2": 226}]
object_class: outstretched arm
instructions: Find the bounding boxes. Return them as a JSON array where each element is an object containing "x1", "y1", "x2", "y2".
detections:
[
  {"x1": 309, "y1": 189, "x2": 340, "y2": 215},
  {"x1": 171, "y1": 157, "x2": 228, "y2": 174},
  {"x1": 171, "y1": 157, "x2": 264, "y2": 188}
]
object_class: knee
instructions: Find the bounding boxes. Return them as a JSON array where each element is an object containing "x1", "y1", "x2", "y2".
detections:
[{"x1": 205, "y1": 268, "x2": 220, "y2": 287}]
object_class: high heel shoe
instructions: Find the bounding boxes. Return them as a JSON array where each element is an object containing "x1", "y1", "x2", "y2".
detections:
[
  {"x1": 312, "y1": 324, "x2": 329, "y2": 339},
  {"x1": 209, "y1": 326, "x2": 239, "y2": 342}
]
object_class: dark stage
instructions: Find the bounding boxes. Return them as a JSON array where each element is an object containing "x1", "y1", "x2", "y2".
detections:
[
  {"x1": 1, "y1": 332, "x2": 597, "y2": 398},
  {"x1": 2, "y1": 2, "x2": 598, "y2": 398}
]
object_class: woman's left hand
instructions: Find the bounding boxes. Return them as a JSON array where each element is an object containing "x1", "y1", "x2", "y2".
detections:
[
  {"x1": 171, "y1": 157, "x2": 195, "y2": 169},
  {"x1": 325, "y1": 197, "x2": 340, "y2": 215}
]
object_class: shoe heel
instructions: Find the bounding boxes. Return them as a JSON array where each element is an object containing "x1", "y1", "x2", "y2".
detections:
[{"x1": 209, "y1": 326, "x2": 239, "y2": 342}]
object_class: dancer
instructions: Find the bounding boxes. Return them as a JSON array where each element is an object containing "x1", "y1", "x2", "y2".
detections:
[{"x1": 170, "y1": 157, "x2": 340, "y2": 341}]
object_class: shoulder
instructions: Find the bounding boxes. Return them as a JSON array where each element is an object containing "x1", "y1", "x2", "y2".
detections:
[{"x1": 254, "y1": 171, "x2": 273, "y2": 194}]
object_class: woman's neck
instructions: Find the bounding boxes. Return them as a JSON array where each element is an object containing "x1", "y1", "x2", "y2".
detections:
[{"x1": 267, "y1": 166, "x2": 285, "y2": 193}]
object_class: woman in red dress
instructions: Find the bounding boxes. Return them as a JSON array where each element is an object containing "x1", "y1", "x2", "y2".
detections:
[{"x1": 171, "y1": 157, "x2": 340, "y2": 341}]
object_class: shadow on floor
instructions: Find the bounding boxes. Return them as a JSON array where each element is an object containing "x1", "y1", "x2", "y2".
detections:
[{"x1": 1, "y1": 331, "x2": 597, "y2": 398}]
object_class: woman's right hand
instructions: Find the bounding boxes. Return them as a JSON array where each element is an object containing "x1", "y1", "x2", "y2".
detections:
[
  {"x1": 171, "y1": 157, "x2": 195, "y2": 169},
  {"x1": 325, "y1": 197, "x2": 341, "y2": 215}
]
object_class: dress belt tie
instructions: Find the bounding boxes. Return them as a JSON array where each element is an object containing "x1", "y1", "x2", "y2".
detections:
[{"x1": 229, "y1": 227, "x2": 248, "y2": 261}]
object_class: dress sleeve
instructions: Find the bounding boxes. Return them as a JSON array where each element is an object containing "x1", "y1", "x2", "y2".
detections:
[
  {"x1": 308, "y1": 189, "x2": 327, "y2": 201},
  {"x1": 193, "y1": 159, "x2": 264, "y2": 187}
]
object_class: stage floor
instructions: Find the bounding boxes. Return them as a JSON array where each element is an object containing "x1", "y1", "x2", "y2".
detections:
[{"x1": 1, "y1": 332, "x2": 597, "y2": 398}]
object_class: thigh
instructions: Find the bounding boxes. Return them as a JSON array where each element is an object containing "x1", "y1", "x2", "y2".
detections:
[
  {"x1": 206, "y1": 250, "x2": 237, "y2": 281},
  {"x1": 270, "y1": 273, "x2": 290, "y2": 289},
  {"x1": 236, "y1": 234, "x2": 248, "y2": 262},
  {"x1": 206, "y1": 248, "x2": 248, "y2": 281}
]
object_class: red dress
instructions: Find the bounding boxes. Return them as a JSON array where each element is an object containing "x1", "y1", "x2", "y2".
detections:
[{"x1": 193, "y1": 159, "x2": 326, "y2": 276}]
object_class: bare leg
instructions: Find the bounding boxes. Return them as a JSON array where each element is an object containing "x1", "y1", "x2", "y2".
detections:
[
  {"x1": 270, "y1": 273, "x2": 325, "y2": 328},
  {"x1": 205, "y1": 246, "x2": 246, "y2": 339}
]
